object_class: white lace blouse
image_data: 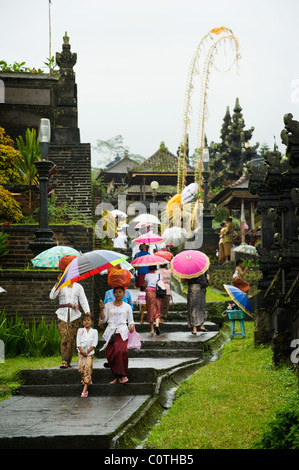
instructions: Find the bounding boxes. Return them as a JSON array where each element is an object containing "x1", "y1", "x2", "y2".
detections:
[
  {"x1": 102, "y1": 301, "x2": 134, "y2": 342},
  {"x1": 49, "y1": 283, "x2": 90, "y2": 322}
]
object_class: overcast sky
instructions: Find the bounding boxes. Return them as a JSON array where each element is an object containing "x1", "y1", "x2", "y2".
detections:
[{"x1": 1, "y1": 0, "x2": 299, "y2": 167}]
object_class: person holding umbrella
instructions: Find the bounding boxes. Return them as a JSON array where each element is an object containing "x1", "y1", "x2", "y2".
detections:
[
  {"x1": 98, "y1": 286, "x2": 134, "y2": 384},
  {"x1": 144, "y1": 265, "x2": 162, "y2": 335},
  {"x1": 131, "y1": 254, "x2": 167, "y2": 335},
  {"x1": 157, "y1": 263, "x2": 172, "y2": 322},
  {"x1": 50, "y1": 255, "x2": 91, "y2": 369},
  {"x1": 171, "y1": 250, "x2": 210, "y2": 335},
  {"x1": 184, "y1": 271, "x2": 210, "y2": 335},
  {"x1": 133, "y1": 244, "x2": 149, "y2": 288}
]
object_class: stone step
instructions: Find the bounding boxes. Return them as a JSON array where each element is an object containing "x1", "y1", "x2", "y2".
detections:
[
  {"x1": 20, "y1": 367, "x2": 157, "y2": 385},
  {"x1": 17, "y1": 382, "x2": 155, "y2": 397},
  {"x1": 134, "y1": 321, "x2": 219, "y2": 333},
  {"x1": 95, "y1": 331, "x2": 219, "y2": 359},
  {"x1": 127, "y1": 349, "x2": 203, "y2": 358}
]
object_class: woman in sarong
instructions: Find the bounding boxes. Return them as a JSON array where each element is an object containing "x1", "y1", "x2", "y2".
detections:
[
  {"x1": 232, "y1": 259, "x2": 250, "y2": 294},
  {"x1": 157, "y1": 263, "x2": 172, "y2": 322},
  {"x1": 185, "y1": 271, "x2": 210, "y2": 335},
  {"x1": 144, "y1": 265, "x2": 161, "y2": 335},
  {"x1": 98, "y1": 287, "x2": 134, "y2": 384}
]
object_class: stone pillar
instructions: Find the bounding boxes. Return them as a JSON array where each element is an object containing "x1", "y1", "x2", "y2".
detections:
[{"x1": 53, "y1": 32, "x2": 80, "y2": 144}]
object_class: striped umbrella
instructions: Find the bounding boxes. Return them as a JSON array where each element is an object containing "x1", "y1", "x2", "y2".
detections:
[{"x1": 55, "y1": 250, "x2": 128, "y2": 292}]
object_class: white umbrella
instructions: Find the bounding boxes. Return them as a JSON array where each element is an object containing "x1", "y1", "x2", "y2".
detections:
[
  {"x1": 162, "y1": 227, "x2": 188, "y2": 247},
  {"x1": 181, "y1": 183, "x2": 198, "y2": 205},
  {"x1": 233, "y1": 244, "x2": 257, "y2": 256},
  {"x1": 134, "y1": 222, "x2": 152, "y2": 229},
  {"x1": 132, "y1": 213, "x2": 161, "y2": 225},
  {"x1": 0, "y1": 287, "x2": 6, "y2": 294},
  {"x1": 110, "y1": 209, "x2": 127, "y2": 219},
  {"x1": 118, "y1": 222, "x2": 129, "y2": 229}
]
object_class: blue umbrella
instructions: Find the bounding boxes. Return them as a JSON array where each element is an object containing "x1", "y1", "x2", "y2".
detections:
[{"x1": 223, "y1": 284, "x2": 253, "y2": 317}]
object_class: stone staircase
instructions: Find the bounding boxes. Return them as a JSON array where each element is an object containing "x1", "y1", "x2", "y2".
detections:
[
  {"x1": 17, "y1": 295, "x2": 221, "y2": 397},
  {"x1": 3, "y1": 299, "x2": 226, "y2": 449},
  {"x1": 18, "y1": 317, "x2": 220, "y2": 397}
]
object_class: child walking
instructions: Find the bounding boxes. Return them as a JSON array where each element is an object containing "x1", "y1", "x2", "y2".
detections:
[
  {"x1": 76, "y1": 313, "x2": 98, "y2": 397},
  {"x1": 135, "y1": 285, "x2": 147, "y2": 324}
]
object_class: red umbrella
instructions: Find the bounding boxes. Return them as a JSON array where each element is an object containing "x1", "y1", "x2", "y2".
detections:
[
  {"x1": 131, "y1": 254, "x2": 168, "y2": 267},
  {"x1": 155, "y1": 250, "x2": 173, "y2": 262}
]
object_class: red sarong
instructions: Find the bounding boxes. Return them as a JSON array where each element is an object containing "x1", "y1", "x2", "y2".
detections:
[
  {"x1": 105, "y1": 333, "x2": 128, "y2": 379},
  {"x1": 146, "y1": 287, "x2": 161, "y2": 323},
  {"x1": 233, "y1": 278, "x2": 250, "y2": 293}
]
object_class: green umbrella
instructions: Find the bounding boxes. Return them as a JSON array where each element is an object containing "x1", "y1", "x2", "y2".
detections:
[{"x1": 31, "y1": 246, "x2": 80, "y2": 268}]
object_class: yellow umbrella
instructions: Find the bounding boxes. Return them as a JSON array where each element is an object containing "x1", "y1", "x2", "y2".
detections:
[{"x1": 166, "y1": 194, "x2": 181, "y2": 215}]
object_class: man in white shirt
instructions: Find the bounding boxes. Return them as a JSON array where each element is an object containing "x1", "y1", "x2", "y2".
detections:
[{"x1": 50, "y1": 281, "x2": 90, "y2": 368}]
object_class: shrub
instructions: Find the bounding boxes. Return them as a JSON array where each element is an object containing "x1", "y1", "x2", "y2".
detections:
[
  {"x1": 0, "y1": 185, "x2": 23, "y2": 222},
  {"x1": 0, "y1": 311, "x2": 60, "y2": 357},
  {"x1": 0, "y1": 231, "x2": 9, "y2": 258},
  {"x1": 253, "y1": 396, "x2": 299, "y2": 449},
  {"x1": 0, "y1": 127, "x2": 26, "y2": 185}
]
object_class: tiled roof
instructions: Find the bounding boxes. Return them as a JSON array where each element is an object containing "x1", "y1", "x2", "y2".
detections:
[
  {"x1": 131, "y1": 148, "x2": 194, "y2": 174},
  {"x1": 100, "y1": 157, "x2": 137, "y2": 174}
]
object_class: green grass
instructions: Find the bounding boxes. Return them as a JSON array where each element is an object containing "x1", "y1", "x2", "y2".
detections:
[
  {"x1": 206, "y1": 287, "x2": 230, "y2": 302},
  {"x1": 182, "y1": 285, "x2": 230, "y2": 303},
  {"x1": 145, "y1": 323, "x2": 298, "y2": 449}
]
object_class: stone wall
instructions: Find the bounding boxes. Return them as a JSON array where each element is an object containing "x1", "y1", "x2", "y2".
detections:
[
  {"x1": 0, "y1": 270, "x2": 109, "y2": 325},
  {"x1": 1, "y1": 224, "x2": 93, "y2": 269},
  {"x1": 0, "y1": 223, "x2": 111, "y2": 324},
  {"x1": 48, "y1": 144, "x2": 92, "y2": 219}
]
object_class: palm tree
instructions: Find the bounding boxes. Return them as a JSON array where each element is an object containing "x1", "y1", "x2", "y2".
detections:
[{"x1": 15, "y1": 128, "x2": 41, "y2": 213}]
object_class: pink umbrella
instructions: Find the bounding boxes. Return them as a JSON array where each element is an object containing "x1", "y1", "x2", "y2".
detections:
[
  {"x1": 170, "y1": 250, "x2": 210, "y2": 279},
  {"x1": 131, "y1": 254, "x2": 168, "y2": 267},
  {"x1": 133, "y1": 230, "x2": 164, "y2": 245}
]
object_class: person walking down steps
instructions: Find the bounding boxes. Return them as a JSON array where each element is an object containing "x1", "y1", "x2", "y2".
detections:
[
  {"x1": 98, "y1": 286, "x2": 135, "y2": 384},
  {"x1": 77, "y1": 313, "x2": 98, "y2": 398},
  {"x1": 50, "y1": 256, "x2": 91, "y2": 369}
]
